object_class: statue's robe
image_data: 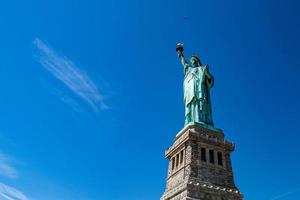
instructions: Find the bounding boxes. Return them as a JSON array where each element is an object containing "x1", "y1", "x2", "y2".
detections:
[{"x1": 183, "y1": 64, "x2": 214, "y2": 126}]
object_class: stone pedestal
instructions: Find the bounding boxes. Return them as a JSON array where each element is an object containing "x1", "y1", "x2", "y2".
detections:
[{"x1": 160, "y1": 125, "x2": 243, "y2": 200}]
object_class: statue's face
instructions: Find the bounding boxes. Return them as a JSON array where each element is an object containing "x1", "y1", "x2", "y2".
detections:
[{"x1": 190, "y1": 57, "x2": 199, "y2": 66}]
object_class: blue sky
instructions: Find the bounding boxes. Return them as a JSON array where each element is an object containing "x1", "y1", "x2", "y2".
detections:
[{"x1": 0, "y1": 0, "x2": 299, "y2": 199}]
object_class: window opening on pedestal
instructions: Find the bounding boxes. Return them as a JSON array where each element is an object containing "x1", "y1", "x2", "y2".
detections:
[
  {"x1": 217, "y1": 152, "x2": 223, "y2": 166},
  {"x1": 180, "y1": 150, "x2": 184, "y2": 164},
  {"x1": 209, "y1": 150, "x2": 214, "y2": 164},
  {"x1": 171, "y1": 157, "x2": 175, "y2": 170}
]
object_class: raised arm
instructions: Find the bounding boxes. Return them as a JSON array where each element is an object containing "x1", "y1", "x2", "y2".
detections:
[{"x1": 178, "y1": 51, "x2": 188, "y2": 67}]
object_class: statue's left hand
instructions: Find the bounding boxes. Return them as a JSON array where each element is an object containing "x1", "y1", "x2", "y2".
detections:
[{"x1": 204, "y1": 65, "x2": 210, "y2": 76}]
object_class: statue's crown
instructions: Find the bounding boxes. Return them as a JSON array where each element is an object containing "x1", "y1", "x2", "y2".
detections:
[{"x1": 191, "y1": 55, "x2": 201, "y2": 64}]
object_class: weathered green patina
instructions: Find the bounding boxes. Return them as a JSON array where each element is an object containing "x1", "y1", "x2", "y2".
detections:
[{"x1": 176, "y1": 43, "x2": 214, "y2": 128}]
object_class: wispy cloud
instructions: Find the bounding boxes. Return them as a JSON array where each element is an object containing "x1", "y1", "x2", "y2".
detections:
[
  {"x1": 0, "y1": 183, "x2": 29, "y2": 200},
  {"x1": 270, "y1": 190, "x2": 297, "y2": 200},
  {"x1": 0, "y1": 153, "x2": 17, "y2": 179},
  {"x1": 33, "y1": 38, "x2": 108, "y2": 112},
  {"x1": 51, "y1": 88, "x2": 86, "y2": 114}
]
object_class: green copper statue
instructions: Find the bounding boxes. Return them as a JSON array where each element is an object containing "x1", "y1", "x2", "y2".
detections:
[{"x1": 176, "y1": 43, "x2": 214, "y2": 127}]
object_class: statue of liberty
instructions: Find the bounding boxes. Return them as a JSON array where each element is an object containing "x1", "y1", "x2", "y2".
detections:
[{"x1": 176, "y1": 43, "x2": 214, "y2": 127}]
